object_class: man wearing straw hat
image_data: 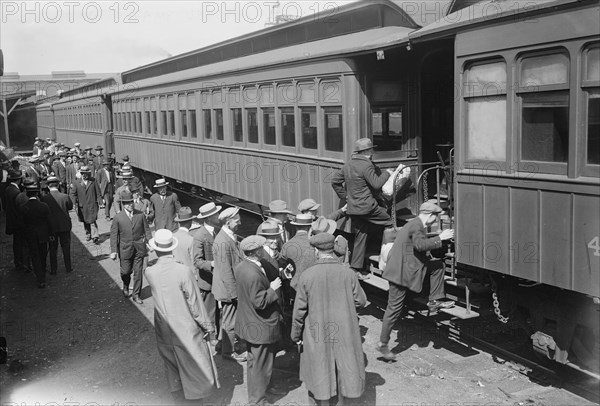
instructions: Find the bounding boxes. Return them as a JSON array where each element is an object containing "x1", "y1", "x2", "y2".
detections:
[
  {"x1": 280, "y1": 213, "x2": 316, "y2": 291},
  {"x1": 146, "y1": 229, "x2": 220, "y2": 404},
  {"x1": 212, "y1": 206, "x2": 246, "y2": 362},
  {"x1": 114, "y1": 170, "x2": 134, "y2": 214},
  {"x1": 235, "y1": 235, "x2": 284, "y2": 405},
  {"x1": 110, "y1": 190, "x2": 152, "y2": 304},
  {"x1": 72, "y1": 165, "x2": 101, "y2": 243},
  {"x1": 150, "y1": 178, "x2": 181, "y2": 233},
  {"x1": 193, "y1": 202, "x2": 222, "y2": 340}
]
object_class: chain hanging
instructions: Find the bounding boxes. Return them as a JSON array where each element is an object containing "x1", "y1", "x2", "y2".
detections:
[
  {"x1": 491, "y1": 288, "x2": 510, "y2": 324},
  {"x1": 423, "y1": 172, "x2": 429, "y2": 203}
]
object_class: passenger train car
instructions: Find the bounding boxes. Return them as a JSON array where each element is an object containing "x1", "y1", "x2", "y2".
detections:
[{"x1": 37, "y1": 0, "x2": 599, "y2": 373}]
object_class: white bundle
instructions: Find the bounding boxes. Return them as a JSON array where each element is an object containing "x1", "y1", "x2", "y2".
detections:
[{"x1": 382, "y1": 163, "x2": 411, "y2": 200}]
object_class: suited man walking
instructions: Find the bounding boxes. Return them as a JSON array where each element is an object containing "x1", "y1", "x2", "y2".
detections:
[
  {"x1": 72, "y1": 165, "x2": 101, "y2": 243},
  {"x1": 150, "y1": 178, "x2": 181, "y2": 232},
  {"x1": 192, "y1": 202, "x2": 222, "y2": 339},
  {"x1": 52, "y1": 151, "x2": 68, "y2": 193},
  {"x1": 21, "y1": 183, "x2": 53, "y2": 288},
  {"x1": 96, "y1": 159, "x2": 115, "y2": 220},
  {"x1": 235, "y1": 235, "x2": 284, "y2": 406},
  {"x1": 110, "y1": 190, "x2": 152, "y2": 304},
  {"x1": 377, "y1": 202, "x2": 455, "y2": 360},
  {"x1": 41, "y1": 176, "x2": 73, "y2": 274},
  {"x1": 4, "y1": 170, "x2": 27, "y2": 271}
]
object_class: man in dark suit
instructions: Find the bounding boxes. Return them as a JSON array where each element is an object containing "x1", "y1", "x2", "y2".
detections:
[
  {"x1": 96, "y1": 159, "x2": 115, "y2": 220},
  {"x1": 72, "y1": 165, "x2": 101, "y2": 243},
  {"x1": 25, "y1": 156, "x2": 43, "y2": 184},
  {"x1": 192, "y1": 202, "x2": 222, "y2": 340},
  {"x1": 41, "y1": 176, "x2": 73, "y2": 274},
  {"x1": 110, "y1": 190, "x2": 152, "y2": 304},
  {"x1": 92, "y1": 145, "x2": 105, "y2": 172},
  {"x1": 21, "y1": 183, "x2": 53, "y2": 288},
  {"x1": 4, "y1": 170, "x2": 26, "y2": 271},
  {"x1": 377, "y1": 202, "x2": 455, "y2": 360},
  {"x1": 150, "y1": 178, "x2": 181, "y2": 232},
  {"x1": 235, "y1": 235, "x2": 283, "y2": 406},
  {"x1": 280, "y1": 213, "x2": 316, "y2": 291},
  {"x1": 52, "y1": 151, "x2": 68, "y2": 193},
  {"x1": 331, "y1": 138, "x2": 394, "y2": 279}
]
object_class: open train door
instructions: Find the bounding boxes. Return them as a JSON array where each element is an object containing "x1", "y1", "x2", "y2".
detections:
[{"x1": 101, "y1": 94, "x2": 115, "y2": 157}]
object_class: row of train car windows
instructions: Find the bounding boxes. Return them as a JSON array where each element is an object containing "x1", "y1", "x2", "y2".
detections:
[
  {"x1": 464, "y1": 44, "x2": 599, "y2": 173},
  {"x1": 112, "y1": 106, "x2": 344, "y2": 152},
  {"x1": 55, "y1": 111, "x2": 103, "y2": 131}
]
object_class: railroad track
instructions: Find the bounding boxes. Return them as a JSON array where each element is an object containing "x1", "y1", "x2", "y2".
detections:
[{"x1": 362, "y1": 282, "x2": 600, "y2": 404}]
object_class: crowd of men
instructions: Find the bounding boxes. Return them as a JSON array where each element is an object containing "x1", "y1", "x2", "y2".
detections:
[{"x1": 1, "y1": 137, "x2": 455, "y2": 406}]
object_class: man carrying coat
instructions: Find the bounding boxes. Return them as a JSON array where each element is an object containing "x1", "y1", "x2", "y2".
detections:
[
  {"x1": 291, "y1": 233, "x2": 367, "y2": 406},
  {"x1": 71, "y1": 165, "x2": 101, "y2": 243},
  {"x1": 145, "y1": 229, "x2": 220, "y2": 404},
  {"x1": 110, "y1": 190, "x2": 152, "y2": 304},
  {"x1": 376, "y1": 202, "x2": 455, "y2": 360},
  {"x1": 235, "y1": 235, "x2": 284, "y2": 406},
  {"x1": 150, "y1": 178, "x2": 181, "y2": 232}
]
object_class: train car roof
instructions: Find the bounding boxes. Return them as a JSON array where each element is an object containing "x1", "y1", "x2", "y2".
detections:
[
  {"x1": 57, "y1": 75, "x2": 121, "y2": 101},
  {"x1": 121, "y1": 0, "x2": 420, "y2": 84},
  {"x1": 409, "y1": 0, "x2": 591, "y2": 42},
  {"x1": 112, "y1": 25, "x2": 414, "y2": 94}
]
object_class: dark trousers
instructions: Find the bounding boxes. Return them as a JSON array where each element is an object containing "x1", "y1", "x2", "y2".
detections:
[
  {"x1": 219, "y1": 301, "x2": 238, "y2": 355},
  {"x1": 246, "y1": 342, "x2": 275, "y2": 406},
  {"x1": 119, "y1": 251, "x2": 144, "y2": 297},
  {"x1": 83, "y1": 221, "x2": 99, "y2": 239},
  {"x1": 12, "y1": 230, "x2": 27, "y2": 268},
  {"x1": 350, "y1": 205, "x2": 392, "y2": 270},
  {"x1": 102, "y1": 192, "x2": 113, "y2": 219},
  {"x1": 27, "y1": 238, "x2": 48, "y2": 285},
  {"x1": 380, "y1": 261, "x2": 446, "y2": 345},
  {"x1": 49, "y1": 231, "x2": 72, "y2": 272},
  {"x1": 201, "y1": 289, "x2": 218, "y2": 339}
]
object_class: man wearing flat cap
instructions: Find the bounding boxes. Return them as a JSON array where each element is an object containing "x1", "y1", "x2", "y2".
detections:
[
  {"x1": 192, "y1": 202, "x2": 222, "y2": 338},
  {"x1": 150, "y1": 178, "x2": 181, "y2": 233},
  {"x1": 41, "y1": 176, "x2": 73, "y2": 274},
  {"x1": 96, "y1": 159, "x2": 115, "y2": 220},
  {"x1": 262, "y1": 200, "x2": 294, "y2": 244},
  {"x1": 376, "y1": 202, "x2": 455, "y2": 360},
  {"x1": 331, "y1": 137, "x2": 394, "y2": 280},
  {"x1": 235, "y1": 235, "x2": 284, "y2": 405},
  {"x1": 212, "y1": 206, "x2": 246, "y2": 362},
  {"x1": 110, "y1": 190, "x2": 152, "y2": 304},
  {"x1": 71, "y1": 165, "x2": 102, "y2": 243},
  {"x1": 292, "y1": 232, "x2": 367, "y2": 405},
  {"x1": 92, "y1": 145, "x2": 104, "y2": 172},
  {"x1": 145, "y1": 229, "x2": 219, "y2": 404}
]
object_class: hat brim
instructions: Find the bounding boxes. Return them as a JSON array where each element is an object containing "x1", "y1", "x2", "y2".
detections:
[
  {"x1": 197, "y1": 205, "x2": 222, "y2": 219},
  {"x1": 258, "y1": 231, "x2": 282, "y2": 236},
  {"x1": 290, "y1": 221, "x2": 313, "y2": 226},
  {"x1": 153, "y1": 183, "x2": 169, "y2": 188},
  {"x1": 175, "y1": 215, "x2": 194, "y2": 222},
  {"x1": 149, "y1": 236, "x2": 179, "y2": 252},
  {"x1": 269, "y1": 209, "x2": 293, "y2": 214}
]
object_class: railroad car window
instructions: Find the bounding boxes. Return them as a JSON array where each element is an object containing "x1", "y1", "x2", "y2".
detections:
[
  {"x1": 203, "y1": 110, "x2": 212, "y2": 139},
  {"x1": 298, "y1": 83, "x2": 316, "y2": 104},
  {"x1": 215, "y1": 109, "x2": 224, "y2": 140},
  {"x1": 189, "y1": 110, "x2": 197, "y2": 139},
  {"x1": 278, "y1": 84, "x2": 296, "y2": 105},
  {"x1": 247, "y1": 109, "x2": 259, "y2": 144},
  {"x1": 169, "y1": 111, "x2": 176, "y2": 137},
  {"x1": 260, "y1": 86, "x2": 274, "y2": 105},
  {"x1": 181, "y1": 111, "x2": 188, "y2": 138},
  {"x1": 145, "y1": 112, "x2": 151, "y2": 135},
  {"x1": 301, "y1": 107, "x2": 317, "y2": 150},
  {"x1": 151, "y1": 112, "x2": 157, "y2": 135},
  {"x1": 132, "y1": 112, "x2": 137, "y2": 133},
  {"x1": 321, "y1": 81, "x2": 342, "y2": 105},
  {"x1": 584, "y1": 47, "x2": 600, "y2": 166},
  {"x1": 232, "y1": 108, "x2": 243, "y2": 142},
  {"x1": 521, "y1": 92, "x2": 569, "y2": 163},
  {"x1": 371, "y1": 107, "x2": 403, "y2": 151},
  {"x1": 161, "y1": 111, "x2": 167, "y2": 136},
  {"x1": 324, "y1": 107, "x2": 343, "y2": 152},
  {"x1": 126, "y1": 112, "x2": 132, "y2": 133},
  {"x1": 464, "y1": 61, "x2": 507, "y2": 161},
  {"x1": 520, "y1": 54, "x2": 569, "y2": 87},
  {"x1": 281, "y1": 108, "x2": 296, "y2": 147},
  {"x1": 243, "y1": 87, "x2": 259, "y2": 105},
  {"x1": 263, "y1": 108, "x2": 276, "y2": 145}
]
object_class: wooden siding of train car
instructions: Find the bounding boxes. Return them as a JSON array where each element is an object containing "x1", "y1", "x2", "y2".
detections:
[
  {"x1": 112, "y1": 59, "x2": 364, "y2": 216},
  {"x1": 453, "y1": 3, "x2": 600, "y2": 297},
  {"x1": 52, "y1": 96, "x2": 110, "y2": 150},
  {"x1": 36, "y1": 105, "x2": 55, "y2": 141}
]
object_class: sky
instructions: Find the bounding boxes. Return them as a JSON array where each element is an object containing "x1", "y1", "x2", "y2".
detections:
[{"x1": 1, "y1": 1, "x2": 358, "y2": 75}]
